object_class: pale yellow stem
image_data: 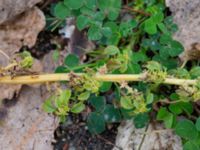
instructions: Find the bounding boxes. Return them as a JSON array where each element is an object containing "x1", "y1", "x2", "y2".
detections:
[{"x1": 0, "y1": 73, "x2": 197, "y2": 85}]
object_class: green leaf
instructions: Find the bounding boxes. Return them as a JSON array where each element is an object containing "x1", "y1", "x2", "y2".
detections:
[
  {"x1": 144, "y1": 18, "x2": 157, "y2": 34},
  {"x1": 152, "y1": 11, "x2": 164, "y2": 24},
  {"x1": 55, "y1": 66, "x2": 68, "y2": 73},
  {"x1": 43, "y1": 97, "x2": 56, "y2": 113},
  {"x1": 64, "y1": 0, "x2": 84, "y2": 9},
  {"x1": 134, "y1": 113, "x2": 149, "y2": 128},
  {"x1": 169, "y1": 103, "x2": 183, "y2": 115},
  {"x1": 183, "y1": 141, "x2": 200, "y2": 150},
  {"x1": 120, "y1": 96, "x2": 134, "y2": 110},
  {"x1": 190, "y1": 67, "x2": 200, "y2": 79},
  {"x1": 106, "y1": 32, "x2": 121, "y2": 45},
  {"x1": 126, "y1": 62, "x2": 142, "y2": 74},
  {"x1": 168, "y1": 40, "x2": 184, "y2": 57},
  {"x1": 146, "y1": 92, "x2": 154, "y2": 104},
  {"x1": 89, "y1": 96, "x2": 106, "y2": 112},
  {"x1": 131, "y1": 51, "x2": 148, "y2": 63},
  {"x1": 181, "y1": 102, "x2": 193, "y2": 115},
  {"x1": 169, "y1": 68, "x2": 190, "y2": 79},
  {"x1": 175, "y1": 119, "x2": 198, "y2": 140},
  {"x1": 119, "y1": 20, "x2": 137, "y2": 37},
  {"x1": 88, "y1": 25, "x2": 102, "y2": 40},
  {"x1": 157, "y1": 23, "x2": 168, "y2": 34},
  {"x1": 169, "y1": 102, "x2": 193, "y2": 115},
  {"x1": 98, "y1": 0, "x2": 121, "y2": 20},
  {"x1": 104, "y1": 22, "x2": 119, "y2": 33},
  {"x1": 64, "y1": 54, "x2": 79, "y2": 68},
  {"x1": 84, "y1": 0, "x2": 96, "y2": 9},
  {"x1": 170, "y1": 93, "x2": 179, "y2": 100},
  {"x1": 71, "y1": 102, "x2": 85, "y2": 113},
  {"x1": 55, "y1": 90, "x2": 71, "y2": 107},
  {"x1": 195, "y1": 117, "x2": 200, "y2": 131},
  {"x1": 54, "y1": 2, "x2": 70, "y2": 19},
  {"x1": 76, "y1": 15, "x2": 90, "y2": 30},
  {"x1": 92, "y1": 11, "x2": 105, "y2": 21},
  {"x1": 104, "y1": 45, "x2": 119, "y2": 55},
  {"x1": 156, "y1": 107, "x2": 174, "y2": 128},
  {"x1": 101, "y1": 27, "x2": 112, "y2": 37},
  {"x1": 78, "y1": 91, "x2": 90, "y2": 101},
  {"x1": 100, "y1": 82, "x2": 112, "y2": 92},
  {"x1": 103, "y1": 105, "x2": 121, "y2": 122},
  {"x1": 87, "y1": 112, "x2": 105, "y2": 134}
]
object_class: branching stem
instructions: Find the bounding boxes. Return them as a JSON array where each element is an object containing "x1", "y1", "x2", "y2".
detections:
[{"x1": 0, "y1": 73, "x2": 197, "y2": 85}]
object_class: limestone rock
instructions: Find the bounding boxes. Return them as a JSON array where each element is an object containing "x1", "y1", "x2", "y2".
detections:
[
  {"x1": 166, "y1": 0, "x2": 200, "y2": 60},
  {"x1": 0, "y1": 0, "x2": 42, "y2": 24},
  {"x1": 113, "y1": 121, "x2": 182, "y2": 150}
]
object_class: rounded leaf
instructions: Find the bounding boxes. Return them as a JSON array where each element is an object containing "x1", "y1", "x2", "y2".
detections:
[
  {"x1": 88, "y1": 25, "x2": 102, "y2": 40},
  {"x1": 120, "y1": 96, "x2": 134, "y2": 110},
  {"x1": 183, "y1": 141, "x2": 200, "y2": 150},
  {"x1": 54, "y1": 2, "x2": 70, "y2": 19},
  {"x1": 87, "y1": 112, "x2": 105, "y2": 134},
  {"x1": 103, "y1": 105, "x2": 121, "y2": 122},
  {"x1": 71, "y1": 102, "x2": 85, "y2": 113},
  {"x1": 195, "y1": 117, "x2": 200, "y2": 131},
  {"x1": 64, "y1": 0, "x2": 84, "y2": 9},
  {"x1": 175, "y1": 119, "x2": 198, "y2": 140},
  {"x1": 64, "y1": 54, "x2": 79, "y2": 68},
  {"x1": 104, "y1": 45, "x2": 119, "y2": 55},
  {"x1": 76, "y1": 15, "x2": 90, "y2": 30}
]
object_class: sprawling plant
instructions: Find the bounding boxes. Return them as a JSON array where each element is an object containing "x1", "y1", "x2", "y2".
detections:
[{"x1": 1, "y1": 0, "x2": 200, "y2": 149}]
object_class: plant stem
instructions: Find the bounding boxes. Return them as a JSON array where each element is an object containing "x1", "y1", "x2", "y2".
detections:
[{"x1": 0, "y1": 73, "x2": 197, "y2": 85}]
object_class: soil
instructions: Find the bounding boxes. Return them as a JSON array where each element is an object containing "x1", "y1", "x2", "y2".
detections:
[{"x1": 53, "y1": 114, "x2": 119, "y2": 150}]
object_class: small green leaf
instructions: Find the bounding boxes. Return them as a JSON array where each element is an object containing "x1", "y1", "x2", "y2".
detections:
[
  {"x1": 134, "y1": 113, "x2": 149, "y2": 128},
  {"x1": 119, "y1": 20, "x2": 137, "y2": 37},
  {"x1": 56, "y1": 90, "x2": 71, "y2": 107},
  {"x1": 43, "y1": 97, "x2": 56, "y2": 113},
  {"x1": 152, "y1": 11, "x2": 164, "y2": 23},
  {"x1": 169, "y1": 103, "x2": 183, "y2": 115},
  {"x1": 183, "y1": 141, "x2": 200, "y2": 150},
  {"x1": 92, "y1": 11, "x2": 105, "y2": 21},
  {"x1": 64, "y1": 0, "x2": 84, "y2": 9},
  {"x1": 156, "y1": 107, "x2": 174, "y2": 128},
  {"x1": 87, "y1": 112, "x2": 105, "y2": 134},
  {"x1": 144, "y1": 18, "x2": 157, "y2": 35},
  {"x1": 181, "y1": 102, "x2": 193, "y2": 115},
  {"x1": 84, "y1": 0, "x2": 96, "y2": 9},
  {"x1": 104, "y1": 45, "x2": 119, "y2": 55},
  {"x1": 131, "y1": 51, "x2": 148, "y2": 63},
  {"x1": 146, "y1": 92, "x2": 154, "y2": 104},
  {"x1": 88, "y1": 25, "x2": 102, "y2": 40},
  {"x1": 175, "y1": 119, "x2": 198, "y2": 140},
  {"x1": 78, "y1": 91, "x2": 90, "y2": 101},
  {"x1": 71, "y1": 102, "x2": 85, "y2": 113},
  {"x1": 54, "y1": 2, "x2": 70, "y2": 19},
  {"x1": 157, "y1": 23, "x2": 168, "y2": 34},
  {"x1": 101, "y1": 27, "x2": 112, "y2": 37},
  {"x1": 195, "y1": 117, "x2": 200, "y2": 131},
  {"x1": 103, "y1": 105, "x2": 121, "y2": 122},
  {"x1": 120, "y1": 96, "x2": 134, "y2": 110},
  {"x1": 76, "y1": 15, "x2": 90, "y2": 30},
  {"x1": 168, "y1": 40, "x2": 184, "y2": 57},
  {"x1": 89, "y1": 96, "x2": 106, "y2": 112},
  {"x1": 64, "y1": 54, "x2": 79, "y2": 68},
  {"x1": 100, "y1": 82, "x2": 112, "y2": 92},
  {"x1": 98, "y1": 0, "x2": 121, "y2": 21},
  {"x1": 55, "y1": 66, "x2": 68, "y2": 73},
  {"x1": 190, "y1": 67, "x2": 200, "y2": 79}
]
